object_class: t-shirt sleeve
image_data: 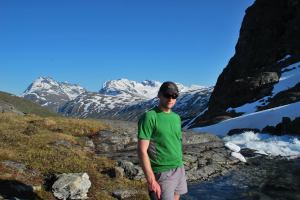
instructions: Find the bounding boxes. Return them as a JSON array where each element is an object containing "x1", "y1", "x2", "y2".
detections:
[{"x1": 137, "y1": 112, "x2": 154, "y2": 140}]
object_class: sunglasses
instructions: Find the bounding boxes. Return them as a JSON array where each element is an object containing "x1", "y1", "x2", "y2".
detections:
[{"x1": 162, "y1": 93, "x2": 179, "y2": 99}]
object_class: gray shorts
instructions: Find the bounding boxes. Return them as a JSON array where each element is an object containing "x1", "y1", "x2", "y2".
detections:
[{"x1": 149, "y1": 165, "x2": 188, "y2": 200}]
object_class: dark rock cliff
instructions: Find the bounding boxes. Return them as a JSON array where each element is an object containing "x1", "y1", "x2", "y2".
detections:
[{"x1": 190, "y1": 0, "x2": 300, "y2": 128}]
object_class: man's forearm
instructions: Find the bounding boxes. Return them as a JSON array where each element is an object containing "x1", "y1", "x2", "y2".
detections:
[{"x1": 138, "y1": 150, "x2": 156, "y2": 183}]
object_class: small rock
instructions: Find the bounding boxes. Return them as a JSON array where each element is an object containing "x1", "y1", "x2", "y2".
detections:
[
  {"x1": 85, "y1": 139, "x2": 95, "y2": 149},
  {"x1": 183, "y1": 154, "x2": 198, "y2": 170},
  {"x1": 53, "y1": 140, "x2": 72, "y2": 148},
  {"x1": 113, "y1": 166, "x2": 124, "y2": 178},
  {"x1": 2, "y1": 160, "x2": 27, "y2": 173},
  {"x1": 52, "y1": 172, "x2": 91, "y2": 200},
  {"x1": 112, "y1": 189, "x2": 138, "y2": 200},
  {"x1": 32, "y1": 185, "x2": 42, "y2": 191},
  {"x1": 117, "y1": 160, "x2": 138, "y2": 179},
  {"x1": 115, "y1": 160, "x2": 145, "y2": 180}
]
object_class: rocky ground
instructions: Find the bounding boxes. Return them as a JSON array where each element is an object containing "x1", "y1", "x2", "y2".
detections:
[
  {"x1": 91, "y1": 119, "x2": 300, "y2": 199},
  {"x1": 1, "y1": 115, "x2": 298, "y2": 200},
  {"x1": 94, "y1": 119, "x2": 243, "y2": 184},
  {"x1": 182, "y1": 154, "x2": 300, "y2": 200}
]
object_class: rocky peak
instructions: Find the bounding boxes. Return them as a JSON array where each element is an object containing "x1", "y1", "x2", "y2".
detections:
[
  {"x1": 22, "y1": 76, "x2": 86, "y2": 100},
  {"x1": 21, "y1": 76, "x2": 87, "y2": 112}
]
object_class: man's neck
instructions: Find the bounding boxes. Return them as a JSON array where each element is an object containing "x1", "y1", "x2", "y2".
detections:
[{"x1": 158, "y1": 104, "x2": 171, "y2": 113}]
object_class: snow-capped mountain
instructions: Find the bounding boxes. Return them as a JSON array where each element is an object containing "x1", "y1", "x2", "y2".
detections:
[
  {"x1": 99, "y1": 78, "x2": 206, "y2": 99},
  {"x1": 21, "y1": 77, "x2": 87, "y2": 112},
  {"x1": 59, "y1": 79, "x2": 213, "y2": 121},
  {"x1": 99, "y1": 78, "x2": 161, "y2": 99},
  {"x1": 113, "y1": 86, "x2": 213, "y2": 123},
  {"x1": 21, "y1": 77, "x2": 213, "y2": 123},
  {"x1": 59, "y1": 91, "x2": 146, "y2": 118}
]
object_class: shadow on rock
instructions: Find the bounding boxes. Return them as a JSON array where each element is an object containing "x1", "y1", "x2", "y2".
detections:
[{"x1": 0, "y1": 179, "x2": 42, "y2": 200}]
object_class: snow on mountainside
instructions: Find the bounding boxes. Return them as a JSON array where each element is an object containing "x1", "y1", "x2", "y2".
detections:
[
  {"x1": 22, "y1": 76, "x2": 212, "y2": 123},
  {"x1": 21, "y1": 77, "x2": 87, "y2": 112},
  {"x1": 226, "y1": 60, "x2": 300, "y2": 114},
  {"x1": 99, "y1": 78, "x2": 161, "y2": 99},
  {"x1": 192, "y1": 101, "x2": 300, "y2": 136},
  {"x1": 60, "y1": 78, "x2": 212, "y2": 121},
  {"x1": 99, "y1": 78, "x2": 206, "y2": 99},
  {"x1": 59, "y1": 92, "x2": 145, "y2": 118},
  {"x1": 113, "y1": 86, "x2": 213, "y2": 122},
  {"x1": 190, "y1": 60, "x2": 300, "y2": 135}
]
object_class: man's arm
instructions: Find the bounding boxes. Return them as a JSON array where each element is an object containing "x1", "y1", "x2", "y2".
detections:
[{"x1": 137, "y1": 139, "x2": 161, "y2": 199}]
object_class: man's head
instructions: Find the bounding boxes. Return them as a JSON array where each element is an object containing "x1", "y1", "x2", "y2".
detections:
[{"x1": 157, "y1": 81, "x2": 179, "y2": 110}]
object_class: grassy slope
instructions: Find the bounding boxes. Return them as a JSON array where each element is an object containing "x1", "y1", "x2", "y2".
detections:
[
  {"x1": 0, "y1": 91, "x2": 58, "y2": 117},
  {"x1": 0, "y1": 113, "x2": 148, "y2": 199}
]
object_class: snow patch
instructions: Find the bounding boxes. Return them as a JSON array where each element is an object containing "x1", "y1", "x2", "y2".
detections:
[
  {"x1": 193, "y1": 101, "x2": 300, "y2": 136},
  {"x1": 226, "y1": 61, "x2": 300, "y2": 114}
]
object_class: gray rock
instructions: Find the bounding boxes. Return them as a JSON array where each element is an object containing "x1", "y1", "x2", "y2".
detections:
[
  {"x1": 2, "y1": 160, "x2": 27, "y2": 173},
  {"x1": 117, "y1": 160, "x2": 144, "y2": 180},
  {"x1": 53, "y1": 140, "x2": 72, "y2": 148},
  {"x1": 183, "y1": 154, "x2": 198, "y2": 170},
  {"x1": 112, "y1": 166, "x2": 124, "y2": 178},
  {"x1": 183, "y1": 131, "x2": 222, "y2": 144},
  {"x1": 52, "y1": 172, "x2": 91, "y2": 200},
  {"x1": 85, "y1": 139, "x2": 95, "y2": 149},
  {"x1": 112, "y1": 189, "x2": 139, "y2": 200},
  {"x1": 94, "y1": 130, "x2": 136, "y2": 153}
]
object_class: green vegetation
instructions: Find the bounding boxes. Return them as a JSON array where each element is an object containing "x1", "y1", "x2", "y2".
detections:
[{"x1": 0, "y1": 91, "x2": 58, "y2": 117}]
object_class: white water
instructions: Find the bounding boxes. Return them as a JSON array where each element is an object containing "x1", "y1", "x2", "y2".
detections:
[{"x1": 223, "y1": 131, "x2": 300, "y2": 159}]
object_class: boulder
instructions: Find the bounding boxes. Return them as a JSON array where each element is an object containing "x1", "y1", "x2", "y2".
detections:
[{"x1": 52, "y1": 172, "x2": 91, "y2": 200}]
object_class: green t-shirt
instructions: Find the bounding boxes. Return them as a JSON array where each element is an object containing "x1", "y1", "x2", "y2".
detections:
[{"x1": 137, "y1": 105, "x2": 183, "y2": 173}]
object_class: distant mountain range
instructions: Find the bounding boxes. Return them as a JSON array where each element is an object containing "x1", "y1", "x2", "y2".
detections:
[{"x1": 21, "y1": 77, "x2": 213, "y2": 125}]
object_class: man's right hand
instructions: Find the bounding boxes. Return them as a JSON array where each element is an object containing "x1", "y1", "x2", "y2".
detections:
[
  {"x1": 137, "y1": 139, "x2": 161, "y2": 199},
  {"x1": 148, "y1": 179, "x2": 161, "y2": 199}
]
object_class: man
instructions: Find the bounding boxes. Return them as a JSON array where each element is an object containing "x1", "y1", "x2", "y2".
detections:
[{"x1": 137, "y1": 81, "x2": 188, "y2": 200}]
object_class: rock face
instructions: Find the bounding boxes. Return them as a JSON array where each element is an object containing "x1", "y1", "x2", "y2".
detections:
[
  {"x1": 190, "y1": 0, "x2": 300, "y2": 128},
  {"x1": 52, "y1": 173, "x2": 91, "y2": 200}
]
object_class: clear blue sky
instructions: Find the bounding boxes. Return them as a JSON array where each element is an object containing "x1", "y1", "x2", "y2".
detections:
[{"x1": 0, "y1": 0, "x2": 254, "y2": 95}]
